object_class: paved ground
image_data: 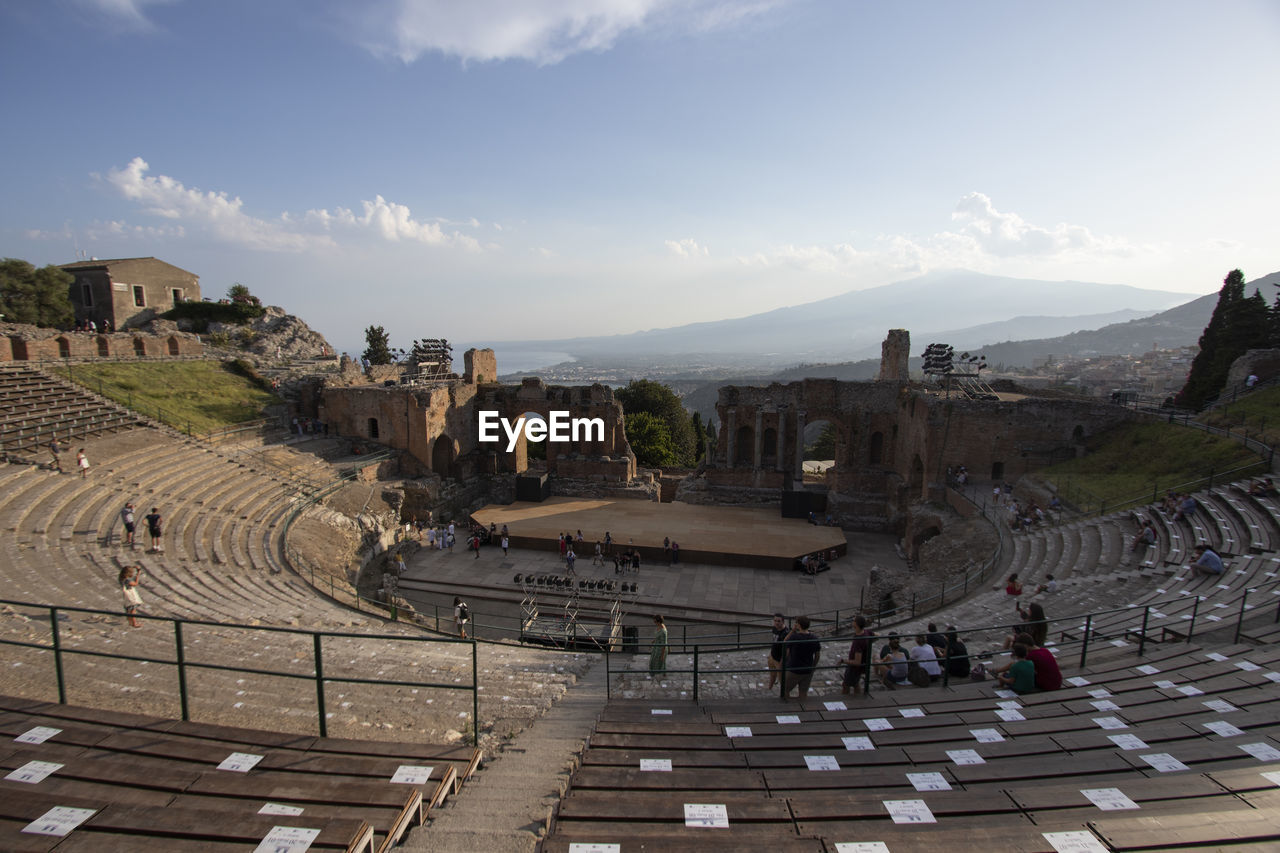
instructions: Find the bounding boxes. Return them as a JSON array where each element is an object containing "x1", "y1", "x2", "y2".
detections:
[{"x1": 396, "y1": 523, "x2": 904, "y2": 634}]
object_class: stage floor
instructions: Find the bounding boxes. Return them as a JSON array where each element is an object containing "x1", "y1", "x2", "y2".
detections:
[{"x1": 472, "y1": 498, "x2": 846, "y2": 570}]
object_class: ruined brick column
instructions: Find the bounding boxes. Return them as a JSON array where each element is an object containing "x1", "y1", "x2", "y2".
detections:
[
  {"x1": 793, "y1": 408, "x2": 806, "y2": 480},
  {"x1": 775, "y1": 408, "x2": 787, "y2": 471},
  {"x1": 879, "y1": 329, "x2": 911, "y2": 381},
  {"x1": 753, "y1": 409, "x2": 764, "y2": 469},
  {"x1": 726, "y1": 407, "x2": 737, "y2": 467}
]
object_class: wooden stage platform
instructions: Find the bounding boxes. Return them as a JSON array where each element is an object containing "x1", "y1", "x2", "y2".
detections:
[{"x1": 472, "y1": 498, "x2": 846, "y2": 571}]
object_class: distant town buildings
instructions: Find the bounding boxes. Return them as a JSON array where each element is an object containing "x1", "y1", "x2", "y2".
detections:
[{"x1": 990, "y1": 346, "x2": 1198, "y2": 400}]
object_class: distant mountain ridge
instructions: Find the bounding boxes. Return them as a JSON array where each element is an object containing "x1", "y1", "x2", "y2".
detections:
[{"x1": 492, "y1": 269, "x2": 1196, "y2": 366}]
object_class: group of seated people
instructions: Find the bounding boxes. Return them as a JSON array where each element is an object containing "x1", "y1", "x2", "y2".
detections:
[
  {"x1": 796, "y1": 550, "x2": 836, "y2": 574},
  {"x1": 1007, "y1": 499, "x2": 1048, "y2": 531},
  {"x1": 1246, "y1": 477, "x2": 1277, "y2": 498},
  {"x1": 993, "y1": 632, "x2": 1063, "y2": 694},
  {"x1": 872, "y1": 624, "x2": 970, "y2": 689},
  {"x1": 1160, "y1": 491, "x2": 1199, "y2": 522}
]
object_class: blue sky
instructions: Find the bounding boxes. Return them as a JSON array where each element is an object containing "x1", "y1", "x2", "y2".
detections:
[{"x1": 3, "y1": 0, "x2": 1278, "y2": 358}]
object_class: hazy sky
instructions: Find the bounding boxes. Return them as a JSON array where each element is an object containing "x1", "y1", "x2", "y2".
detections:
[{"x1": 3, "y1": 0, "x2": 1278, "y2": 357}]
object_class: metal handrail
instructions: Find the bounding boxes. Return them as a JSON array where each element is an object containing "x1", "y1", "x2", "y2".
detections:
[
  {"x1": 603, "y1": 576, "x2": 1280, "y2": 699},
  {"x1": 0, "y1": 598, "x2": 480, "y2": 743}
]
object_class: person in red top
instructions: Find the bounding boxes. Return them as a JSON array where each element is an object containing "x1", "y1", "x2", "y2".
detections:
[{"x1": 1015, "y1": 631, "x2": 1062, "y2": 691}]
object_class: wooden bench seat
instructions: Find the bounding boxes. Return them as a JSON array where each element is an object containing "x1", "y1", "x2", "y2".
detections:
[
  {"x1": 0, "y1": 788, "x2": 373, "y2": 852},
  {"x1": 580, "y1": 748, "x2": 748, "y2": 768},
  {"x1": 1089, "y1": 807, "x2": 1280, "y2": 850},
  {"x1": 564, "y1": 766, "x2": 767, "y2": 792}
]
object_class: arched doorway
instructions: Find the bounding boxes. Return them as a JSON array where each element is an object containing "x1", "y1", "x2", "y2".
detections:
[
  {"x1": 57, "y1": 337, "x2": 70, "y2": 358},
  {"x1": 910, "y1": 454, "x2": 924, "y2": 495},
  {"x1": 734, "y1": 425, "x2": 754, "y2": 466},
  {"x1": 367, "y1": 417, "x2": 379, "y2": 439},
  {"x1": 96, "y1": 336, "x2": 109, "y2": 357},
  {"x1": 167, "y1": 336, "x2": 180, "y2": 356},
  {"x1": 432, "y1": 434, "x2": 456, "y2": 479},
  {"x1": 133, "y1": 338, "x2": 146, "y2": 356},
  {"x1": 869, "y1": 431, "x2": 884, "y2": 465}
]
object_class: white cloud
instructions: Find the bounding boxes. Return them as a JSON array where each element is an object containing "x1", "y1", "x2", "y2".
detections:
[
  {"x1": 104, "y1": 157, "x2": 323, "y2": 251},
  {"x1": 347, "y1": 0, "x2": 785, "y2": 65},
  {"x1": 665, "y1": 238, "x2": 708, "y2": 258},
  {"x1": 305, "y1": 197, "x2": 481, "y2": 250},
  {"x1": 102, "y1": 157, "x2": 484, "y2": 253},
  {"x1": 733, "y1": 194, "x2": 1146, "y2": 282},
  {"x1": 947, "y1": 192, "x2": 1136, "y2": 259},
  {"x1": 86, "y1": 220, "x2": 185, "y2": 240},
  {"x1": 72, "y1": 0, "x2": 175, "y2": 32}
]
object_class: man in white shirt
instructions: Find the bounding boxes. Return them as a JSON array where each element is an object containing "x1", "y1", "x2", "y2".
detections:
[{"x1": 910, "y1": 634, "x2": 942, "y2": 682}]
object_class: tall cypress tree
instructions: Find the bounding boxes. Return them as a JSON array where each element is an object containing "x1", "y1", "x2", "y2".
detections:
[{"x1": 1175, "y1": 270, "x2": 1269, "y2": 410}]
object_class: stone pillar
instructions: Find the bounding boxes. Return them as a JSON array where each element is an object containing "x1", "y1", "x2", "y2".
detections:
[
  {"x1": 879, "y1": 329, "x2": 911, "y2": 381},
  {"x1": 775, "y1": 409, "x2": 787, "y2": 472},
  {"x1": 753, "y1": 409, "x2": 764, "y2": 469},
  {"x1": 793, "y1": 409, "x2": 806, "y2": 480},
  {"x1": 726, "y1": 408, "x2": 737, "y2": 467}
]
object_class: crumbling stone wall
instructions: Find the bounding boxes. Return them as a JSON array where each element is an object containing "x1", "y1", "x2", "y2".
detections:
[
  {"x1": 708, "y1": 376, "x2": 1135, "y2": 533},
  {"x1": 320, "y1": 351, "x2": 636, "y2": 484},
  {"x1": 0, "y1": 322, "x2": 203, "y2": 361}
]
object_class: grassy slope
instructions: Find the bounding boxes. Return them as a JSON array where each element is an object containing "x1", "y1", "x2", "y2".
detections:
[
  {"x1": 64, "y1": 362, "x2": 278, "y2": 435},
  {"x1": 1038, "y1": 420, "x2": 1264, "y2": 510},
  {"x1": 1200, "y1": 385, "x2": 1280, "y2": 449}
]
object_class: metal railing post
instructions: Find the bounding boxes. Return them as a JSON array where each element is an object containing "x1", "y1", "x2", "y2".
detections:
[
  {"x1": 1187, "y1": 597, "x2": 1200, "y2": 643},
  {"x1": 605, "y1": 648, "x2": 612, "y2": 700},
  {"x1": 313, "y1": 633, "x2": 328, "y2": 737},
  {"x1": 472, "y1": 640, "x2": 479, "y2": 746},
  {"x1": 693, "y1": 646, "x2": 699, "y2": 702},
  {"x1": 1234, "y1": 589, "x2": 1250, "y2": 644},
  {"x1": 1079, "y1": 614, "x2": 1093, "y2": 669},
  {"x1": 1138, "y1": 607, "x2": 1150, "y2": 657},
  {"x1": 175, "y1": 621, "x2": 190, "y2": 721},
  {"x1": 51, "y1": 607, "x2": 66, "y2": 704}
]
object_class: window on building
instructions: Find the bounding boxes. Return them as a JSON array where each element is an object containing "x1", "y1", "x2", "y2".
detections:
[
  {"x1": 81, "y1": 283, "x2": 93, "y2": 307},
  {"x1": 133, "y1": 286, "x2": 146, "y2": 307}
]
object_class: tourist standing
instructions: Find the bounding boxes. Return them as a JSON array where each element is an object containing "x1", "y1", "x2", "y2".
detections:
[
  {"x1": 649, "y1": 615, "x2": 668, "y2": 676},
  {"x1": 76, "y1": 448, "x2": 90, "y2": 479},
  {"x1": 120, "y1": 502, "x2": 137, "y2": 549},
  {"x1": 453, "y1": 597, "x2": 470, "y2": 639},
  {"x1": 501, "y1": 535, "x2": 509, "y2": 556},
  {"x1": 145, "y1": 507, "x2": 163, "y2": 553},
  {"x1": 766, "y1": 613, "x2": 789, "y2": 690},
  {"x1": 783, "y1": 616, "x2": 821, "y2": 699},
  {"x1": 119, "y1": 565, "x2": 143, "y2": 628}
]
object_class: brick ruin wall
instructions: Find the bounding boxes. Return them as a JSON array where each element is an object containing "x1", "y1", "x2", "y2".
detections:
[
  {"x1": 0, "y1": 322, "x2": 204, "y2": 362},
  {"x1": 319, "y1": 352, "x2": 636, "y2": 485},
  {"x1": 706, "y1": 377, "x2": 1137, "y2": 536}
]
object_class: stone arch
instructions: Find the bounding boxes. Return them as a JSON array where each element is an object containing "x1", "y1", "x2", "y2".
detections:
[
  {"x1": 132, "y1": 337, "x2": 146, "y2": 356},
  {"x1": 761, "y1": 427, "x2": 777, "y2": 466},
  {"x1": 367, "y1": 417, "x2": 380, "y2": 439},
  {"x1": 167, "y1": 336, "x2": 180, "y2": 356},
  {"x1": 991, "y1": 461, "x2": 1005, "y2": 482},
  {"x1": 1072, "y1": 424, "x2": 1085, "y2": 442},
  {"x1": 910, "y1": 453, "x2": 924, "y2": 494},
  {"x1": 432, "y1": 433, "x2": 456, "y2": 479},
  {"x1": 912, "y1": 524, "x2": 941, "y2": 554},
  {"x1": 869, "y1": 431, "x2": 884, "y2": 465},
  {"x1": 57, "y1": 337, "x2": 70, "y2": 358},
  {"x1": 734, "y1": 425, "x2": 754, "y2": 466},
  {"x1": 96, "y1": 336, "x2": 110, "y2": 357}
]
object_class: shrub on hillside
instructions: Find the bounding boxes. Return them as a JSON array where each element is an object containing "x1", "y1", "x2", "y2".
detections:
[{"x1": 164, "y1": 300, "x2": 266, "y2": 332}]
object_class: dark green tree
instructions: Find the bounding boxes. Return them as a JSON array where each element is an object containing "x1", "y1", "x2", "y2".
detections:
[
  {"x1": 1175, "y1": 269, "x2": 1270, "y2": 410},
  {"x1": 615, "y1": 379, "x2": 695, "y2": 466},
  {"x1": 804, "y1": 422, "x2": 837, "y2": 460},
  {"x1": 0, "y1": 258, "x2": 74, "y2": 327},
  {"x1": 362, "y1": 325, "x2": 394, "y2": 365},
  {"x1": 625, "y1": 411, "x2": 678, "y2": 468},
  {"x1": 691, "y1": 411, "x2": 706, "y2": 461}
]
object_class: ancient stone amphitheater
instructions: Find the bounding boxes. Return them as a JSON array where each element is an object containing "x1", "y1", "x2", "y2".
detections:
[{"x1": 1, "y1": 363, "x2": 1277, "y2": 852}]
